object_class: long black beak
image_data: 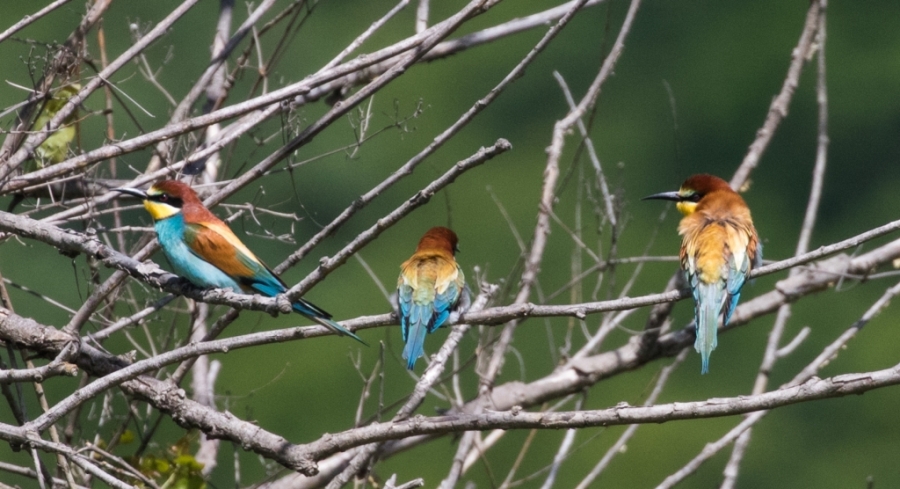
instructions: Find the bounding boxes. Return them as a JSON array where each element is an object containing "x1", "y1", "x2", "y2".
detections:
[
  {"x1": 642, "y1": 191, "x2": 682, "y2": 202},
  {"x1": 112, "y1": 187, "x2": 148, "y2": 199}
]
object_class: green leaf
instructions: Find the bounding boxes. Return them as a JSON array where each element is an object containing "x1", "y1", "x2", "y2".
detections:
[{"x1": 31, "y1": 83, "x2": 80, "y2": 166}]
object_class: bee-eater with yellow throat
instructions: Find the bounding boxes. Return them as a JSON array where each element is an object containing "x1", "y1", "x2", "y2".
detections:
[
  {"x1": 644, "y1": 174, "x2": 761, "y2": 374},
  {"x1": 114, "y1": 180, "x2": 364, "y2": 343},
  {"x1": 392, "y1": 227, "x2": 470, "y2": 370}
]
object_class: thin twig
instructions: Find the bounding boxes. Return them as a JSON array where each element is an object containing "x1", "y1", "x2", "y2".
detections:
[
  {"x1": 575, "y1": 349, "x2": 688, "y2": 489},
  {"x1": 0, "y1": 0, "x2": 204, "y2": 178},
  {"x1": 0, "y1": 0, "x2": 74, "y2": 45},
  {"x1": 540, "y1": 394, "x2": 585, "y2": 489},
  {"x1": 721, "y1": 3, "x2": 829, "y2": 485},
  {"x1": 729, "y1": 0, "x2": 822, "y2": 189}
]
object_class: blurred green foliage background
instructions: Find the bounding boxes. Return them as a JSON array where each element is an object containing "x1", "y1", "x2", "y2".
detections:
[{"x1": 1, "y1": 0, "x2": 899, "y2": 487}]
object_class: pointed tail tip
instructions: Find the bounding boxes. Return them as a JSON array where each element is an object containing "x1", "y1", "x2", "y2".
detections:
[
  {"x1": 341, "y1": 328, "x2": 368, "y2": 346},
  {"x1": 402, "y1": 332, "x2": 425, "y2": 371},
  {"x1": 345, "y1": 331, "x2": 368, "y2": 346},
  {"x1": 700, "y1": 355, "x2": 710, "y2": 374},
  {"x1": 321, "y1": 317, "x2": 368, "y2": 346},
  {"x1": 402, "y1": 347, "x2": 419, "y2": 370}
]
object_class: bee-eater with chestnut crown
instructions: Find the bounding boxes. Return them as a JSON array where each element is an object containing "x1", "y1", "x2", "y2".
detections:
[
  {"x1": 644, "y1": 174, "x2": 761, "y2": 374},
  {"x1": 392, "y1": 227, "x2": 471, "y2": 370},
  {"x1": 114, "y1": 180, "x2": 364, "y2": 343}
]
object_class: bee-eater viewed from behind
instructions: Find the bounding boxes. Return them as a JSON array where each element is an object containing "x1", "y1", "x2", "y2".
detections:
[
  {"x1": 392, "y1": 226, "x2": 471, "y2": 370},
  {"x1": 113, "y1": 180, "x2": 364, "y2": 344},
  {"x1": 644, "y1": 174, "x2": 761, "y2": 374}
]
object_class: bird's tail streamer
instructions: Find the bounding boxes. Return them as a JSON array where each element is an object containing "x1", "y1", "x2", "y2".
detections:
[
  {"x1": 695, "y1": 282, "x2": 725, "y2": 374},
  {"x1": 294, "y1": 302, "x2": 367, "y2": 345},
  {"x1": 402, "y1": 303, "x2": 432, "y2": 370}
]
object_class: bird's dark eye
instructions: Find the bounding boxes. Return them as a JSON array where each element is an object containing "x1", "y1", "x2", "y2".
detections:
[
  {"x1": 149, "y1": 193, "x2": 183, "y2": 207},
  {"x1": 688, "y1": 193, "x2": 702, "y2": 203}
]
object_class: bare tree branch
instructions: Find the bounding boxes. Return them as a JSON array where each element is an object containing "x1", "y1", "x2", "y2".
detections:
[
  {"x1": 730, "y1": 0, "x2": 822, "y2": 188},
  {"x1": 0, "y1": 1, "x2": 892, "y2": 487}
]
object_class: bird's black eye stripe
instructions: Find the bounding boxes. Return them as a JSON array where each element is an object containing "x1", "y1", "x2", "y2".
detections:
[
  {"x1": 681, "y1": 192, "x2": 702, "y2": 203},
  {"x1": 149, "y1": 194, "x2": 184, "y2": 208}
]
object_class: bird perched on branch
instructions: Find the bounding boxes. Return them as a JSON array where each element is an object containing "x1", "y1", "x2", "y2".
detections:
[
  {"x1": 644, "y1": 174, "x2": 761, "y2": 374},
  {"x1": 113, "y1": 180, "x2": 364, "y2": 344},
  {"x1": 392, "y1": 226, "x2": 471, "y2": 370}
]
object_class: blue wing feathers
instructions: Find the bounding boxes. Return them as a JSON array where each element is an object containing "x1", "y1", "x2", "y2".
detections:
[
  {"x1": 247, "y1": 277, "x2": 285, "y2": 298},
  {"x1": 723, "y1": 251, "x2": 752, "y2": 326},
  {"x1": 431, "y1": 311, "x2": 450, "y2": 334},
  {"x1": 723, "y1": 292, "x2": 741, "y2": 325}
]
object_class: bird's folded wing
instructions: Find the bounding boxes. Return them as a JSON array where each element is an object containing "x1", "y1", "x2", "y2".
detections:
[
  {"x1": 723, "y1": 223, "x2": 755, "y2": 293},
  {"x1": 431, "y1": 261, "x2": 463, "y2": 332},
  {"x1": 183, "y1": 221, "x2": 285, "y2": 293}
]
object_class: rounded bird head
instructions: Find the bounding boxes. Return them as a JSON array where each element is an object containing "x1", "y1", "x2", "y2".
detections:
[
  {"x1": 416, "y1": 226, "x2": 460, "y2": 255},
  {"x1": 113, "y1": 180, "x2": 201, "y2": 221},
  {"x1": 643, "y1": 174, "x2": 734, "y2": 217}
]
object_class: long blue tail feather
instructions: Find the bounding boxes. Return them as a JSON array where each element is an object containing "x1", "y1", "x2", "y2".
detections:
[
  {"x1": 402, "y1": 303, "x2": 433, "y2": 369},
  {"x1": 245, "y1": 274, "x2": 365, "y2": 345},
  {"x1": 293, "y1": 301, "x2": 367, "y2": 345},
  {"x1": 695, "y1": 282, "x2": 725, "y2": 374}
]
